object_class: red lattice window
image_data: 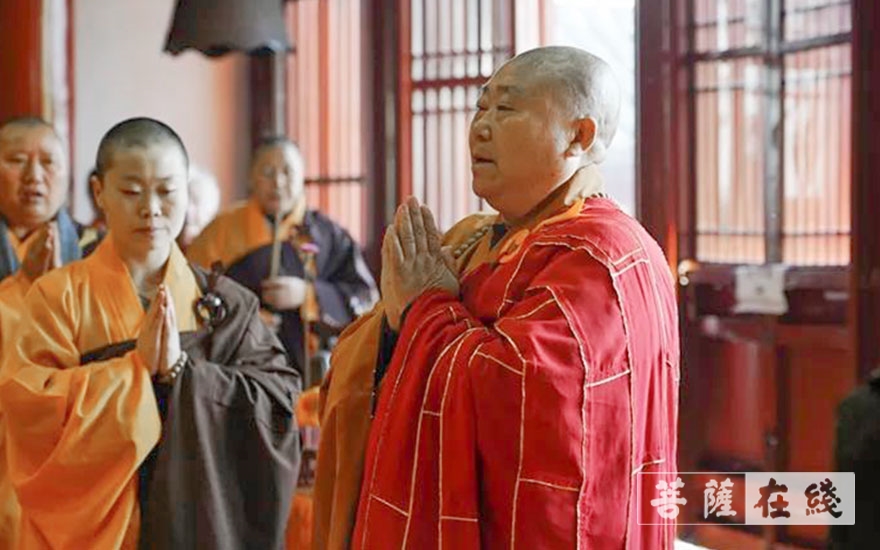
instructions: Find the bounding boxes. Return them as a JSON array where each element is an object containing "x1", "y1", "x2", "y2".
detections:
[
  {"x1": 286, "y1": 0, "x2": 366, "y2": 243},
  {"x1": 399, "y1": 0, "x2": 515, "y2": 231},
  {"x1": 690, "y1": 0, "x2": 852, "y2": 266}
]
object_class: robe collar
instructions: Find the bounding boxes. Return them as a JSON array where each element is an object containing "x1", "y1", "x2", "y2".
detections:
[
  {"x1": 246, "y1": 196, "x2": 307, "y2": 245},
  {"x1": 89, "y1": 235, "x2": 201, "y2": 338},
  {"x1": 487, "y1": 165, "x2": 606, "y2": 264},
  {"x1": 0, "y1": 209, "x2": 82, "y2": 282}
]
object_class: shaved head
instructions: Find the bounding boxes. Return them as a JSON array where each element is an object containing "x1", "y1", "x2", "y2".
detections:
[
  {"x1": 504, "y1": 46, "x2": 621, "y2": 163},
  {"x1": 469, "y1": 46, "x2": 621, "y2": 220},
  {"x1": 249, "y1": 136, "x2": 305, "y2": 216},
  {"x1": 95, "y1": 117, "x2": 188, "y2": 177},
  {"x1": 0, "y1": 116, "x2": 61, "y2": 143},
  {"x1": 251, "y1": 135, "x2": 304, "y2": 171},
  {"x1": 0, "y1": 116, "x2": 67, "y2": 230}
]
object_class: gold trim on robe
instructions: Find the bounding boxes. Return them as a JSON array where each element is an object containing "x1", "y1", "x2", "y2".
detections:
[
  {"x1": 186, "y1": 197, "x2": 306, "y2": 270},
  {"x1": 313, "y1": 167, "x2": 606, "y2": 549}
]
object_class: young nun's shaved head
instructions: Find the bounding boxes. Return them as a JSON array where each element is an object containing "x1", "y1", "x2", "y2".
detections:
[
  {"x1": 95, "y1": 117, "x2": 189, "y2": 177},
  {"x1": 504, "y1": 46, "x2": 621, "y2": 163}
]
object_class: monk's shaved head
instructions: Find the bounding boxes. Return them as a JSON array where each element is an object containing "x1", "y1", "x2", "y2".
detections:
[
  {"x1": 249, "y1": 135, "x2": 305, "y2": 216},
  {"x1": 504, "y1": 46, "x2": 621, "y2": 163},
  {"x1": 0, "y1": 116, "x2": 61, "y2": 143},
  {"x1": 0, "y1": 115, "x2": 68, "y2": 231},
  {"x1": 251, "y1": 135, "x2": 304, "y2": 171},
  {"x1": 95, "y1": 117, "x2": 188, "y2": 177}
]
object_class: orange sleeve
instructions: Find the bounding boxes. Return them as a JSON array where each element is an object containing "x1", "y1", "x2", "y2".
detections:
[
  {"x1": 0, "y1": 281, "x2": 161, "y2": 549},
  {"x1": 185, "y1": 217, "x2": 225, "y2": 269},
  {"x1": 0, "y1": 274, "x2": 30, "y2": 548}
]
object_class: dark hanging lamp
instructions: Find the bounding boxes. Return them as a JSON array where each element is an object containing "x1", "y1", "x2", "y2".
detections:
[{"x1": 164, "y1": 0, "x2": 294, "y2": 57}]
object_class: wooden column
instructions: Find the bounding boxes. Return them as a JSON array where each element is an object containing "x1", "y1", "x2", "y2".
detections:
[
  {"x1": 851, "y1": 0, "x2": 880, "y2": 380},
  {"x1": 359, "y1": 0, "x2": 402, "y2": 271},
  {"x1": 0, "y1": 0, "x2": 43, "y2": 121},
  {"x1": 0, "y1": 0, "x2": 75, "y2": 201},
  {"x1": 249, "y1": 52, "x2": 288, "y2": 149},
  {"x1": 636, "y1": 0, "x2": 689, "y2": 269}
]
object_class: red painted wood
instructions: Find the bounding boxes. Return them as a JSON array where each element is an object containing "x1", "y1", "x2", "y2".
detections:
[
  {"x1": 636, "y1": 0, "x2": 689, "y2": 264},
  {"x1": 0, "y1": 0, "x2": 43, "y2": 121},
  {"x1": 642, "y1": 1, "x2": 861, "y2": 547},
  {"x1": 396, "y1": 0, "x2": 412, "y2": 202},
  {"x1": 851, "y1": 0, "x2": 880, "y2": 381}
]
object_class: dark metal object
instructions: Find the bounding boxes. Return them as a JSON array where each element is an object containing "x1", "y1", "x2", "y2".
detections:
[{"x1": 164, "y1": 0, "x2": 293, "y2": 57}]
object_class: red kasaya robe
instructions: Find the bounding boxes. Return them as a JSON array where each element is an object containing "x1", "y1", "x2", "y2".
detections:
[{"x1": 352, "y1": 195, "x2": 680, "y2": 549}]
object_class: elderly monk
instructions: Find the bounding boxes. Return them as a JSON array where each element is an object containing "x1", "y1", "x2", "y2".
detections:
[
  {"x1": 187, "y1": 137, "x2": 378, "y2": 379},
  {"x1": 0, "y1": 116, "x2": 98, "y2": 326},
  {"x1": 188, "y1": 138, "x2": 376, "y2": 549},
  {"x1": 314, "y1": 46, "x2": 680, "y2": 549},
  {"x1": 0, "y1": 117, "x2": 91, "y2": 287},
  {"x1": 0, "y1": 116, "x2": 99, "y2": 547},
  {"x1": 0, "y1": 117, "x2": 301, "y2": 549}
]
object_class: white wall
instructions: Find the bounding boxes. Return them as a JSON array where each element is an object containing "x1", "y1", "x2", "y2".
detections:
[
  {"x1": 73, "y1": 0, "x2": 250, "y2": 222},
  {"x1": 547, "y1": 0, "x2": 636, "y2": 216}
]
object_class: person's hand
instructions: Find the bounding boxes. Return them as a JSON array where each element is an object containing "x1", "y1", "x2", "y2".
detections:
[
  {"x1": 136, "y1": 285, "x2": 182, "y2": 377},
  {"x1": 261, "y1": 276, "x2": 308, "y2": 311},
  {"x1": 21, "y1": 223, "x2": 60, "y2": 281},
  {"x1": 381, "y1": 197, "x2": 458, "y2": 330},
  {"x1": 259, "y1": 307, "x2": 282, "y2": 332}
]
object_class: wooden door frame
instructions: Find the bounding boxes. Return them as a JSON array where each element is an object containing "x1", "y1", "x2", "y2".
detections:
[
  {"x1": 638, "y1": 0, "x2": 880, "y2": 383},
  {"x1": 636, "y1": 0, "x2": 690, "y2": 273},
  {"x1": 638, "y1": 0, "x2": 878, "y2": 547},
  {"x1": 850, "y1": 0, "x2": 880, "y2": 381}
]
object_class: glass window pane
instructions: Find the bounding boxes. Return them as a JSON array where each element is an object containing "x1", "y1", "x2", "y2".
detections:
[
  {"x1": 782, "y1": 44, "x2": 851, "y2": 265},
  {"x1": 784, "y1": 0, "x2": 852, "y2": 43},
  {"x1": 694, "y1": 58, "x2": 767, "y2": 264},
  {"x1": 693, "y1": 0, "x2": 764, "y2": 53}
]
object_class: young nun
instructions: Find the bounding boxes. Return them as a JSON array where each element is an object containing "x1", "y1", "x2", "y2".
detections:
[{"x1": 0, "y1": 118, "x2": 301, "y2": 549}]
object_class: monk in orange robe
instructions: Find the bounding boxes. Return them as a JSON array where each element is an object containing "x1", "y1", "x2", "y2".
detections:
[
  {"x1": 187, "y1": 137, "x2": 377, "y2": 379},
  {"x1": 315, "y1": 46, "x2": 680, "y2": 548},
  {"x1": 0, "y1": 118, "x2": 301, "y2": 548},
  {"x1": 188, "y1": 137, "x2": 376, "y2": 550},
  {"x1": 0, "y1": 116, "x2": 102, "y2": 547}
]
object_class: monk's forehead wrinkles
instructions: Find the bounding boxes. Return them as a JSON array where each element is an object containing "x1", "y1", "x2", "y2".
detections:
[{"x1": 480, "y1": 82, "x2": 527, "y2": 97}]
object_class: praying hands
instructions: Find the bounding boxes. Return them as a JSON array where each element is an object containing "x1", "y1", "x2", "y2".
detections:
[
  {"x1": 136, "y1": 284, "x2": 183, "y2": 379},
  {"x1": 21, "y1": 223, "x2": 61, "y2": 282},
  {"x1": 381, "y1": 196, "x2": 459, "y2": 330}
]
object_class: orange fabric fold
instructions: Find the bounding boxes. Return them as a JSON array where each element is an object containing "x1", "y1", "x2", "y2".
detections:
[
  {"x1": 0, "y1": 272, "x2": 31, "y2": 548},
  {"x1": 313, "y1": 168, "x2": 606, "y2": 549},
  {"x1": 186, "y1": 197, "x2": 306, "y2": 270},
  {"x1": 0, "y1": 237, "x2": 199, "y2": 548}
]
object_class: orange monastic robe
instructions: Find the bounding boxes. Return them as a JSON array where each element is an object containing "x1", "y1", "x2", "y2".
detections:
[
  {"x1": 0, "y1": 238, "x2": 199, "y2": 549},
  {"x1": 0, "y1": 273, "x2": 31, "y2": 546},
  {"x1": 0, "y1": 225, "x2": 99, "y2": 548},
  {"x1": 313, "y1": 211, "x2": 495, "y2": 550},
  {"x1": 186, "y1": 198, "x2": 305, "y2": 270}
]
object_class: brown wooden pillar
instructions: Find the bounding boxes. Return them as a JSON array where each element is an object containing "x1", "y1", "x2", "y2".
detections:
[
  {"x1": 249, "y1": 52, "x2": 288, "y2": 149},
  {"x1": 636, "y1": 0, "x2": 689, "y2": 267},
  {"x1": 359, "y1": 0, "x2": 402, "y2": 271},
  {"x1": 0, "y1": 0, "x2": 44, "y2": 121},
  {"x1": 851, "y1": 0, "x2": 880, "y2": 381},
  {"x1": 0, "y1": 0, "x2": 75, "y2": 202}
]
